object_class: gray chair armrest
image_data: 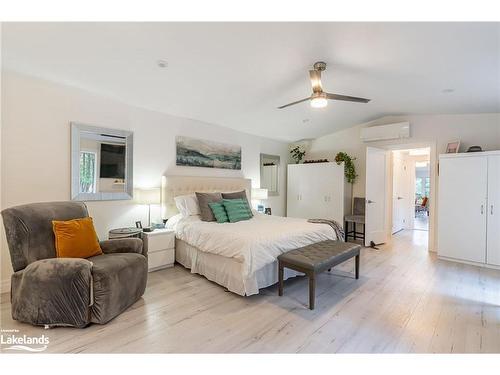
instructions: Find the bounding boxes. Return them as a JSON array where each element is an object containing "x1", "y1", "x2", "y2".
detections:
[
  {"x1": 99, "y1": 238, "x2": 145, "y2": 257},
  {"x1": 11, "y1": 258, "x2": 93, "y2": 327}
]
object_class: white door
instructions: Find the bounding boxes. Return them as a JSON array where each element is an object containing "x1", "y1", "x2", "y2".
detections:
[
  {"x1": 392, "y1": 153, "x2": 408, "y2": 234},
  {"x1": 287, "y1": 164, "x2": 320, "y2": 219},
  {"x1": 286, "y1": 165, "x2": 304, "y2": 218},
  {"x1": 487, "y1": 155, "x2": 500, "y2": 266},
  {"x1": 365, "y1": 147, "x2": 389, "y2": 246},
  {"x1": 319, "y1": 163, "x2": 344, "y2": 223},
  {"x1": 438, "y1": 156, "x2": 487, "y2": 263}
]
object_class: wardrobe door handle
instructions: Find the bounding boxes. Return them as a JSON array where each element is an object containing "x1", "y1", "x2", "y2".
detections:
[
  {"x1": 481, "y1": 204, "x2": 484, "y2": 215},
  {"x1": 491, "y1": 205, "x2": 494, "y2": 215}
]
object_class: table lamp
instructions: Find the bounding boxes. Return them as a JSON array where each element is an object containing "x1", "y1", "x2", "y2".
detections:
[
  {"x1": 251, "y1": 188, "x2": 268, "y2": 213},
  {"x1": 137, "y1": 187, "x2": 161, "y2": 232}
]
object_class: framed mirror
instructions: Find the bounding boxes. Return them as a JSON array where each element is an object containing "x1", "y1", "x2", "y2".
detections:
[
  {"x1": 260, "y1": 153, "x2": 280, "y2": 196},
  {"x1": 71, "y1": 122, "x2": 133, "y2": 201}
]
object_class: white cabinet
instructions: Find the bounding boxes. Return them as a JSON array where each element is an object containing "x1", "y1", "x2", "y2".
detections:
[
  {"x1": 287, "y1": 162, "x2": 351, "y2": 225},
  {"x1": 487, "y1": 155, "x2": 500, "y2": 266},
  {"x1": 142, "y1": 229, "x2": 175, "y2": 272},
  {"x1": 438, "y1": 151, "x2": 500, "y2": 267}
]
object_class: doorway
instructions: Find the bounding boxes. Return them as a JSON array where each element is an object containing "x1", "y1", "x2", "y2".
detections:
[
  {"x1": 391, "y1": 148, "x2": 431, "y2": 239},
  {"x1": 365, "y1": 143, "x2": 436, "y2": 252}
]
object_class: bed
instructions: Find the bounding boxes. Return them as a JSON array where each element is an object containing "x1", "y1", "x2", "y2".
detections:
[{"x1": 161, "y1": 175, "x2": 339, "y2": 296}]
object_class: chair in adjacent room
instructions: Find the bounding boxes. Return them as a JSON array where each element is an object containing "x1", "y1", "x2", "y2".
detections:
[
  {"x1": 344, "y1": 197, "x2": 366, "y2": 242},
  {"x1": 1, "y1": 201, "x2": 148, "y2": 328}
]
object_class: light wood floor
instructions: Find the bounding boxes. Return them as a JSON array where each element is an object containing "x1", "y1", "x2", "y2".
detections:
[{"x1": 1, "y1": 230, "x2": 499, "y2": 353}]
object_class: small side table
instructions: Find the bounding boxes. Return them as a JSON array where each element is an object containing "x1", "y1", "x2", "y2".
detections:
[
  {"x1": 141, "y1": 229, "x2": 175, "y2": 272},
  {"x1": 109, "y1": 227, "x2": 142, "y2": 239}
]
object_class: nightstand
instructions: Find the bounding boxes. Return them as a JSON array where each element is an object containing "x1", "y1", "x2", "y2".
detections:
[{"x1": 141, "y1": 229, "x2": 175, "y2": 272}]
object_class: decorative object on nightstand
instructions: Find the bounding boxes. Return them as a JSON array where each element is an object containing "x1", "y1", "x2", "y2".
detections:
[
  {"x1": 109, "y1": 227, "x2": 142, "y2": 239},
  {"x1": 252, "y1": 188, "x2": 268, "y2": 213},
  {"x1": 136, "y1": 187, "x2": 161, "y2": 232},
  {"x1": 142, "y1": 228, "x2": 175, "y2": 272},
  {"x1": 265, "y1": 207, "x2": 272, "y2": 215}
]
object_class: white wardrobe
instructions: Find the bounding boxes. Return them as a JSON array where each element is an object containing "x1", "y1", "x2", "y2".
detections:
[
  {"x1": 287, "y1": 162, "x2": 351, "y2": 225},
  {"x1": 438, "y1": 151, "x2": 500, "y2": 266}
]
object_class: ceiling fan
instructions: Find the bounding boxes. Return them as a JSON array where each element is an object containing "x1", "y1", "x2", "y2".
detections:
[{"x1": 278, "y1": 62, "x2": 371, "y2": 109}]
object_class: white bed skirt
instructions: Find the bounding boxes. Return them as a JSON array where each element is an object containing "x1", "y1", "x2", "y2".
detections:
[{"x1": 175, "y1": 238, "x2": 303, "y2": 296}]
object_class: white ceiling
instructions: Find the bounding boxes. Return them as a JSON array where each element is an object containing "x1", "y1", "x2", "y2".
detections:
[{"x1": 2, "y1": 22, "x2": 499, "y2": 142}]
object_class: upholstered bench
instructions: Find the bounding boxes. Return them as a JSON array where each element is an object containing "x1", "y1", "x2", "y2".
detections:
[{"x1": 278, "y1": 240, "x2": 361, "y2": 310}]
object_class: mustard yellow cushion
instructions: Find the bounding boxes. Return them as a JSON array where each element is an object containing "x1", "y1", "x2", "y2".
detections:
[{"x1": 52, "y1": 217, "x2": 103, "y2": 258}]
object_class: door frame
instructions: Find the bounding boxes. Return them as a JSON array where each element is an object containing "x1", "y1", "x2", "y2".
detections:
[{"x1": 380, "y1": 141, "x2": 437, "y2": 252}]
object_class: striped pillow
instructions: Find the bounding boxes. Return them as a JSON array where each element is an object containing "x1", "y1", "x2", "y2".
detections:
[
  {"x1": 222, "y1": 199, "x2": 253, "y2": 223},
  {"x1": 208, "y1": 202, "x2": 229, "y2": 223}
]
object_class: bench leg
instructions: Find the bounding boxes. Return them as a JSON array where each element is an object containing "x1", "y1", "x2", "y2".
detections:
[
  {"x1": 309, "y1": 273, "x2": 315, "y2": 310},
  {"x1": 355, "y1": 254, "x2": 360, "y2": 279},
  {"x1": 344, "y1": 220, "x2": 348, "y2": 241},
  {"x1": 278, "y1": 261, "x2": 284, "y2": 296}
]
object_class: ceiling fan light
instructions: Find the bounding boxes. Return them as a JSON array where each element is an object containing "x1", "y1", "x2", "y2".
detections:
[{"x1": 310, "y1": 96, "x2": 328, "y2": 108}]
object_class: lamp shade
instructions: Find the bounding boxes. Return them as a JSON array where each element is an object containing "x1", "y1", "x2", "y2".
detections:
[
  {"x1": 136, "y1": 188, "x2": 160, "y2": 205},
  {"x1": 252, "y1": 188, "x2": 268, "y2": 200}
]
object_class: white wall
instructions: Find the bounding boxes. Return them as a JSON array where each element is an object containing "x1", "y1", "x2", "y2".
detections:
[
  {"x1": 307, "y1": 114, "x2": 500, "y2": 198},
  {"x1": 306, "y1": 113, "x2": 500, "y2": 251},
  {"x1": 0, "y1": 71, "x2": 289, "y2": 290}
]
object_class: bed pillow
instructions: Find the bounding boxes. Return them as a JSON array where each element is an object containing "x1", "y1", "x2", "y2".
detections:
[
  {"x1": 222, "y1": 199, "x2": 253, "y2": 223},
  {"x1": 208, "y1": 202, "x2": 229, "y2": 223},
  {"x1": 221, "y1": 190, "x2": 253, "y2": 217},
  {"x1": 174, "y1": 194, "x2": 200, "y2": 217},
  {"x1": 195, "y1": 192, "x2": 223, "y2": 221}
]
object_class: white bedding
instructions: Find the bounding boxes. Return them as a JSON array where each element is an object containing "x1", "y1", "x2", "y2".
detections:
[{"x1": 167, "y1": 212, "x2": 338, "y2": 280}]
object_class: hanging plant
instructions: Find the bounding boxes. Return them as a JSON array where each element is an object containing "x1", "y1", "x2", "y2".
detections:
[
  {"x1": 289, "y1": 145, "x2": 306, "y2": 164},
  {"x1": 335, "y1": 152, "x2": 357, "y2": 183}
]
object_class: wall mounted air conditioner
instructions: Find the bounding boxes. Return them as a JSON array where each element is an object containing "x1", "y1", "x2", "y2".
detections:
[{"x1": 360, "y1": 122, "x2": 410, "y2": 142}]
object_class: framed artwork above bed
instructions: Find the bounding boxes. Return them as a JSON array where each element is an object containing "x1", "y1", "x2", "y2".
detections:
[{"x1": 176, "y1": 136, "x2": 241, "y2": 170}]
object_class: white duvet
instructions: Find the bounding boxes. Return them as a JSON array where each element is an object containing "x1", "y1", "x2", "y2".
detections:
[{"x1": 168, "y1": 212, "x2": 338, "y2": 278}]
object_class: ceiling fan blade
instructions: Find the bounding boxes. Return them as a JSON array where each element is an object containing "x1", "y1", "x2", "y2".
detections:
[
  {"x1": 277, "y1": 97, "x2": 311, "y2": 109},
  {"x1": 325, "y1": 93, "x2": 370, "y2": 103},
  {"x1": 309, "y1": 70, "x2": 323, "y2": 93}
]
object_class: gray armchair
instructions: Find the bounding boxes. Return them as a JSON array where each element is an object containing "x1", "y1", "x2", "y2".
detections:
[{"x1": 2, "y1": 201, "x2": 148, "y2": 328}]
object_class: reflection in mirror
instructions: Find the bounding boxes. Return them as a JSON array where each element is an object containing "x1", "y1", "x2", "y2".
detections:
[
  {"x1": 260, "y1": 153, "x2": 280, "y2": 196},
  {"x1": 71, "y1": 123, "x2": 133, "y2": 201}
]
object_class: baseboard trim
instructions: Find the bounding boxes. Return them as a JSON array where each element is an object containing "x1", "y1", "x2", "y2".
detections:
[
  {"x1": 437, "y1": 255, "x2": 500, "y2": 270},
  {"x1": 0, "y1": 278, "x2": 11, "y2": 294}
]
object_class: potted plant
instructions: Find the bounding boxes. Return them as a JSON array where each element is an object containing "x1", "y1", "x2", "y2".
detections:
[
  {"x1": 335, "y1": 152, "x2": 357, "y2": 183},
  {"x1": 289, "y1": 144, "x2": 306, "y2": 164}
]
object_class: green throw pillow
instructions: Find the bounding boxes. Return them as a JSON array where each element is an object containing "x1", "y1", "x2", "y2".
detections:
[
  {"x1": 222, "y1": 199, "x2": 253, "y2": 223},
  {"x1": 208, "y1": 202, "x2": 229, "y2": 223}
]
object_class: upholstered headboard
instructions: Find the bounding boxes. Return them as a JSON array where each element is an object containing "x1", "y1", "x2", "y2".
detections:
[{"x1": 161, "y1": 175, "x2": 252, "y2": 219}]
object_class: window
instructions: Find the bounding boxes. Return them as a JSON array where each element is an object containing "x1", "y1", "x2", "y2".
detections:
[
  {"x1": 79, "y1": 151, "x2": 97, "y2": 193},
  {"x1": 415, "y1": 177, "x2": 430, "y2": 200}
]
